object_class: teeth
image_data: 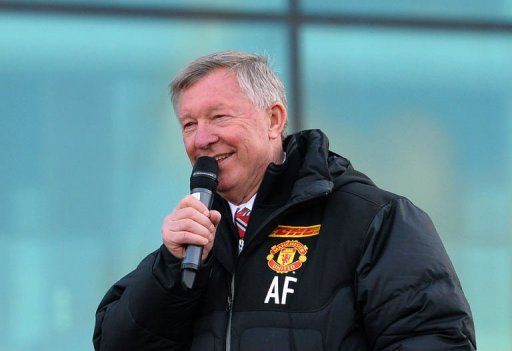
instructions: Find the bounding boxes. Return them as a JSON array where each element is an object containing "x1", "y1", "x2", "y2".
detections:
[{"x1": 215, "y1": 154, "x2": 231, "y2": 161}]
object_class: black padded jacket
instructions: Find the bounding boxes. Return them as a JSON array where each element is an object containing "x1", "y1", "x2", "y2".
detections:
[{"x1": 94, "y1": 129, "x2": 476, "y2": 351}]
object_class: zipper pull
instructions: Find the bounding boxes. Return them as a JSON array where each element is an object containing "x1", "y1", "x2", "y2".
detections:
[
  {"x1": 238, "y1": 238, "x2": 244, "y2": 254},
  {"x1": 227, "y1": 276, "x2": 234, "y2": 312},
  {"x1": 227, "y1": 294, "x2": 233, "y2": 312}
]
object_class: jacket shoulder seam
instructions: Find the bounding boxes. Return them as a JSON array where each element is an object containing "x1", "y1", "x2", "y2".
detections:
[{"x1": 335, "y1": 188, "x2": 401, "y2": 207}]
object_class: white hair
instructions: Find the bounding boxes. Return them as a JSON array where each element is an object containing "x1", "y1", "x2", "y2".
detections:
[{"x1": 170, "y1": 51, "x2": 288, "y2": 137}]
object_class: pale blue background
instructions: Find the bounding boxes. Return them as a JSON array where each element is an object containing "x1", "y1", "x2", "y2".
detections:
[{"x1": 1, "y1": 1, "x2": 510, "y2": 350}]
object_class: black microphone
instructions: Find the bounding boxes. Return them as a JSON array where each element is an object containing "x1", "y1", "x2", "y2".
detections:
[{"x1": 181, "y1": 156, "x2": 219, "y2": 289}]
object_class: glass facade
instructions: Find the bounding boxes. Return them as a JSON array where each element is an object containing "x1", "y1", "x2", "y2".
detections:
[
  {"x1": 12, "y1": 0, "x2": 288, "y2": 12},
  {"x1": 302, "y1": 27, "x2": 512, "y2": 349},
  {"x1": 1, "y1": 2, "x2": 510, "y2": 350},
  {"x1": 300, "y1": 0, "x2": 512, "y2": 21}
]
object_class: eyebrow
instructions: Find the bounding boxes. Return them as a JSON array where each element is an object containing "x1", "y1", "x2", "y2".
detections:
[
  {"x1": 179, "y1": 104, "x2": 233, "y2": 120},
  {"x1": 206, "y1": 104, "x2": 231, "y2": 113}
]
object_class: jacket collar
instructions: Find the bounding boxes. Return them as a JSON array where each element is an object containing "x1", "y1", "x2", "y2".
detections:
[{"x1": 211, "y1": 129, "x2": 374, "y2": 271}]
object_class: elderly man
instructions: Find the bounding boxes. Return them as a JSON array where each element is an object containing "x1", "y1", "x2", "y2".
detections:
[{"x1": 94, "y1": 51, "x2": 476, "y2": 350}]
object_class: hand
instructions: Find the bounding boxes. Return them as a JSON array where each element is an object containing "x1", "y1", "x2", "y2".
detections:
[{"x1": 162, "y1": 195, "x2": 221, "y2": 261}]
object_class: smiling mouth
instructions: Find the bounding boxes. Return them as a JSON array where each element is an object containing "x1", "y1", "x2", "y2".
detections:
[{"x1": 214, "y1": 153, "x2": 233, "y2": 163}]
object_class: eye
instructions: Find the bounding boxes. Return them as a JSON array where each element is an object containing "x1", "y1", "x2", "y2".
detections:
[
  {"x1": 213, "y1": 114, "x2": 231, "y2": 122},
  {"x1": 182, "y1": 121, "x2": 196, "y2": 132}
]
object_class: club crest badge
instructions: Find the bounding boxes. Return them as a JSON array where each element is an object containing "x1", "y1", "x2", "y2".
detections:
[{"x1": 266, "y1": 240, "x2": 308, "y2": 273}]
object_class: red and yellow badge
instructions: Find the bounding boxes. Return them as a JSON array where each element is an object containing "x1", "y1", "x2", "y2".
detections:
[
  {"x1": 266, "y1": 240, "x2": 308, "y2": 274},
  {"x1": 268, "y1": 224, "x2": 321, "y2": 238}
]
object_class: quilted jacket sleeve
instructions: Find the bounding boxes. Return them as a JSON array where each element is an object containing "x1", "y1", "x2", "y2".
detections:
[
  {"x1": 356, "y1": 197, "x2": 476, "y2": 351},
  {"x1": 93, "y1": 245, "x2": 209, "y2": 351}
]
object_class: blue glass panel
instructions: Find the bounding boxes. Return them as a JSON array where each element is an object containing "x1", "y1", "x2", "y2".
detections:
[
  {"x1": 12, "y1": 0, "x2": 287, "y2": 12},
  {"x1": 302, "y1": 26, "x2": 512, "y2": 350},
  {"x1": 300, "y1": 0, "x2": 512, "y2": 21},
  {"x1": 0, "y1": 13, "x2": 287, "y2": 350}
]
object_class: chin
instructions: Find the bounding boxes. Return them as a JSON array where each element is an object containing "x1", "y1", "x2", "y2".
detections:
[
  {"x1": 216, "y1": 181, "x2": 236, "y2": 199},
  {"x1": 216, "y1": 175, "x2": 233, "y2": 191},
  {"x1": 216, "y1": 181, "x2": 229, "y2": 194}
]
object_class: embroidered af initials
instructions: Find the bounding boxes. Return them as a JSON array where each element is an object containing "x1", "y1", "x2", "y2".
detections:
[{"x1": 264, "y1": 276, "x2": 298, "y2": 305}]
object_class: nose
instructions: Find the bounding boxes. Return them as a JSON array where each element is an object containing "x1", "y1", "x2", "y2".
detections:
[{"x1": 194, "y1": 122, "x2": 218, "y2": 149}]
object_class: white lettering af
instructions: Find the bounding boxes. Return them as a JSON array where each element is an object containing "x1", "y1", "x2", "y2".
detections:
[{"x1": 264, "y1": 276, "x2": 298, "y2": 305}]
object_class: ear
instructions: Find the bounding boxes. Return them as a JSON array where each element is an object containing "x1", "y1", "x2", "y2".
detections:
[{"x1": 267, "y1": 102, "x2": 287, "y2": 140}]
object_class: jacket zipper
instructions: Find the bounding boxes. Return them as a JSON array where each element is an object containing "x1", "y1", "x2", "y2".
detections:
[
  {"x1": 226, "y1": 236, "x2": 244, "y2": 351},
  {"x1": 224, "y1": 192, "x2": 328, "y2": 350},
  {"x1": 225, "y1": 273, "x2": 235, "y2": 351}
]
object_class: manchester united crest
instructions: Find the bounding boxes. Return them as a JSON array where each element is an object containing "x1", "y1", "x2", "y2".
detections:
[{"x1": 266, "y1": 240, "x2": 308, "y2": 273}]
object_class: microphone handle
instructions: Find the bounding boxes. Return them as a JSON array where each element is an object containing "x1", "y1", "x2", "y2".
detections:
[{"x1": 181, "y1": 188, "x2": 214, "y2": 289}]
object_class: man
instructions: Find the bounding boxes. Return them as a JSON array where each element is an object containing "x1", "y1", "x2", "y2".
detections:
[{"x1": 94, "y1": 51, "x2": 476, "y2": 350}]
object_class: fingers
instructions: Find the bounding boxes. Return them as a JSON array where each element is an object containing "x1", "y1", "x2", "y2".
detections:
[
  {"x1": 209, "y1": 210, "x2": 221, "y2": 227},
  {"x1": 167, "y1": 209, "x2": 214, "y2": 238},
  {"x1": 169, "y1": 229, "x2": 210, "y2": 247},
  {"x1": 176, "y1": 195, "x2": 209, "y2": 215},
  {"x1": 162, "y1": 195, "x2": 221, "y2": 259}
]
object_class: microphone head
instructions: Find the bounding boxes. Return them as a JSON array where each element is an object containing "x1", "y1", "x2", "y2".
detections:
[{"x1": 190, "y1": 156, "x2": 219, "y2": 192}]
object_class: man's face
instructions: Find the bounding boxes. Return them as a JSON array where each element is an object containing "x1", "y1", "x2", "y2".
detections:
[{"x1": 177, "y1": 68, "x2": 278, "y2": 204}]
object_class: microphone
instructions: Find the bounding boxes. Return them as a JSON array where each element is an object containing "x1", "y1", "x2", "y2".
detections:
[{"x1": 181, "y1": 156, "x2": 219, "y2": 289}]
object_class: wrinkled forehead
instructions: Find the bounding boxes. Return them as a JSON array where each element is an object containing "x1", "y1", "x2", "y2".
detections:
[
  {"x1": 175, "y1": 69, "x2": 254, "y2": 116},
  {"x1": 173, "y1": 68, "x2": 241, "y2": 109}
]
